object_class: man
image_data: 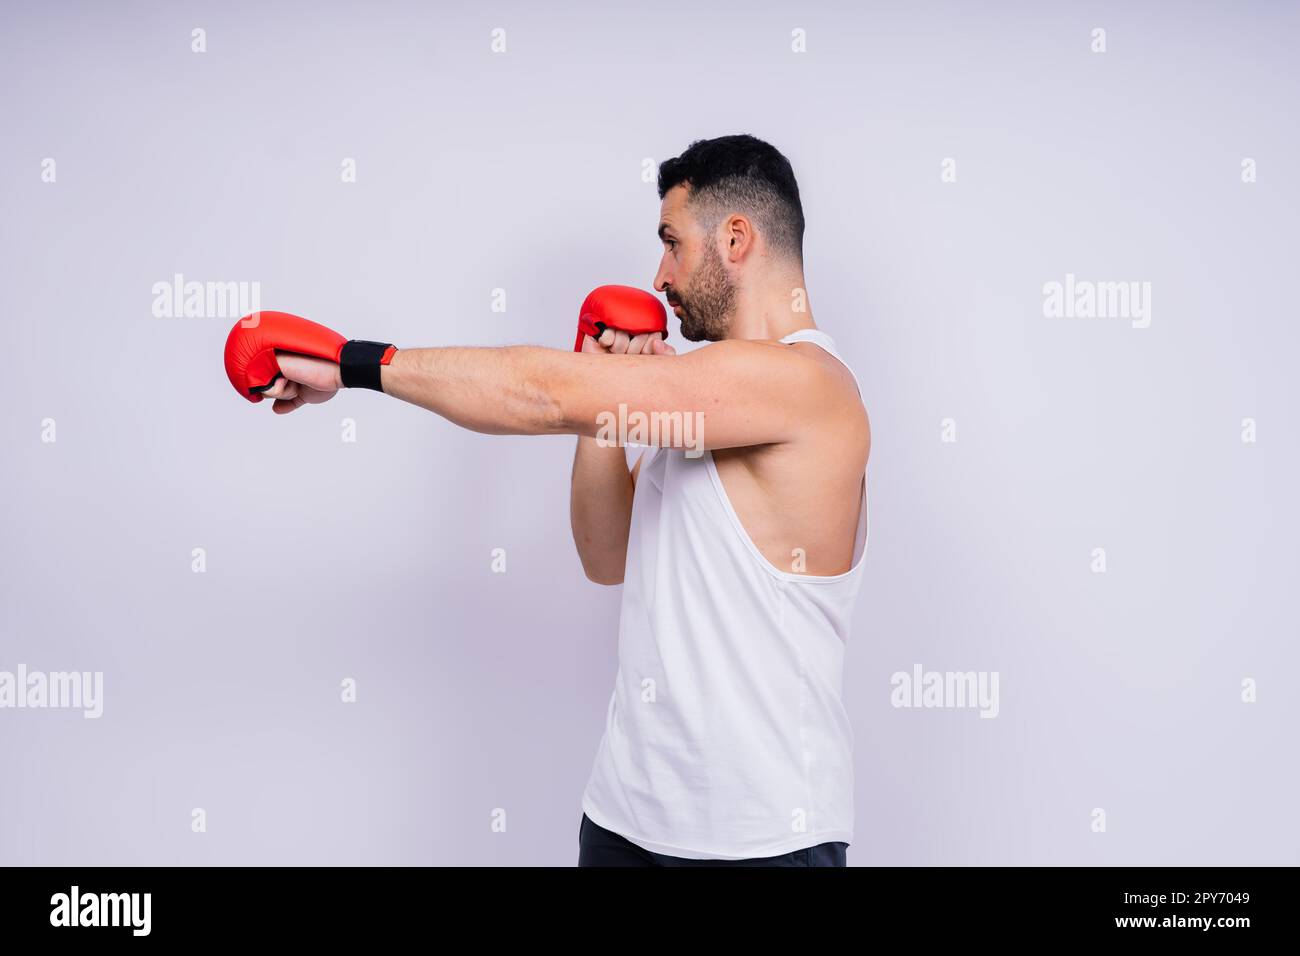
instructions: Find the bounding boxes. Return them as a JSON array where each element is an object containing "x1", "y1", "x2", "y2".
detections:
[{"x1": 235, "y1": 134, "x2": 871, "y2": 866}]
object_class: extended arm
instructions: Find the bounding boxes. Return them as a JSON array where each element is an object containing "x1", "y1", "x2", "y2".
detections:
[{"x1": 373, "y1": 340, "x2": 832, "y2": 451}]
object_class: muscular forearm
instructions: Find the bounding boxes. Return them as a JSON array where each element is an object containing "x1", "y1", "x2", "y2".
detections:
[
  {"x1": 569, "y1": 438, "x2": 636, "y2": 584},
  {"x1": 380, "y1": 345, "x2": 575, "y2": 436}
]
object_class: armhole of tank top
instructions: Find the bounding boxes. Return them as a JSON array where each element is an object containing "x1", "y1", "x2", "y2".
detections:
[{"x1": 705, "y1": 453, "x2": 868, "y2": 584}]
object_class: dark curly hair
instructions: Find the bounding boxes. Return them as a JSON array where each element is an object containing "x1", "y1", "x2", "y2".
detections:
[{"x1": 657, "y1": 134, "x2": 805, "y2": 263}]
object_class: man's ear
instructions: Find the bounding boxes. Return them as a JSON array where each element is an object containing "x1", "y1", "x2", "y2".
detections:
[{"x1": 724, "y1": 214, "x2": 753, "y2": 261}]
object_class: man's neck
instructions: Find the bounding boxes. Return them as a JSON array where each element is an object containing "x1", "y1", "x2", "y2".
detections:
[{"x1": 723, "y1": 271, "x2": 817, "y2": 341}]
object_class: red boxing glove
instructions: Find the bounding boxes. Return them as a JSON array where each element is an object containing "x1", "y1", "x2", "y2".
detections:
[
  {"x1": 574, "y1": 285, "x2": 667, "y2": 352},
  {"x1": 224, "y1": 311, "x2": 396, "y2": 402}
]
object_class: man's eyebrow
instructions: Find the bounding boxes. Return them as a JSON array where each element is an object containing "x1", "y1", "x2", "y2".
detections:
[{"x1": 657, "y1": 222, "x2": 674, "y2": 240}]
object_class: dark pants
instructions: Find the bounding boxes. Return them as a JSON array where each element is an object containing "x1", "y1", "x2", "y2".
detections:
[{"x1": 578, "y1": 813, "x2": 848, "y2": 867}]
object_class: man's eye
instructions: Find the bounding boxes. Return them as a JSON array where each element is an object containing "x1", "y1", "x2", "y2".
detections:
[{"x1": 665, "y1": 240, "x2": 677, "y2": 251}]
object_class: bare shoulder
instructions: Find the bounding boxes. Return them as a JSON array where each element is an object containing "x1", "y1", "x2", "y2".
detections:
[
  {"x1": 784, "y1": 340, "x2": 870, "y2": 433},
  {"x1": 785, "y1": 339, "x2": 860, "y2": 391},
  {"x1": 694, "y1": 337, "x2": 860, "y2": 403},
  {"x1": 675, "y1": 336, "x2": 868, "y2": 452}
]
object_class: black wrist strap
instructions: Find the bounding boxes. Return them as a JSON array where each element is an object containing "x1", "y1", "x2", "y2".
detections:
[{"x1": 339, "y1": 340, "x2": 394, "y2": 392}]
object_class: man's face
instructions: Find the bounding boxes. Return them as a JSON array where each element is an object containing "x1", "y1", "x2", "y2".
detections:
[{"x1": 653, "y1": 185, "x2": 737, "y2": 342}]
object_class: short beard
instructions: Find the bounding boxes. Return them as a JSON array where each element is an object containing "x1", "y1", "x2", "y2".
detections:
[{"x1": 673, "y1": 242, "x2": 736, "y2": 342}]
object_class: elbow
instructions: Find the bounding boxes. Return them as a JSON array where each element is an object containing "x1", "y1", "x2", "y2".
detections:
[
  {"x1": 524, "y1": 387, "x2": 567, "y2": 435},
  {"x1": 545, "y1": 396, "x2": 570, "y2": 435},
  {"x1": 546, "y1": 368, "x2": 594, "y2": 437},
  {"x1": 581, "y1": 560, "x2": 624, "y2": 587},
  {"x1": 547, "y1": 388, "x2": 580, "y2": 437},
  {"x1": 509, "y1": 348, "x2": 571, "y2": 435}
]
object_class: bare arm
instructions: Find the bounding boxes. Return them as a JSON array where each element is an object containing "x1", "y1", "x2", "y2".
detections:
[
  {"x1": 373, "y1": 340, "x2": 838, "y2": 450},
  {"x1": 570, "y1": 440, "x2": 645, "y2": 585}
]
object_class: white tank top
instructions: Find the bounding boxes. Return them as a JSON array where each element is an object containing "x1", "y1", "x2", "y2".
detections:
[{"x1": 581, "y1": 328, "x2": 868, "y2": 860}]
